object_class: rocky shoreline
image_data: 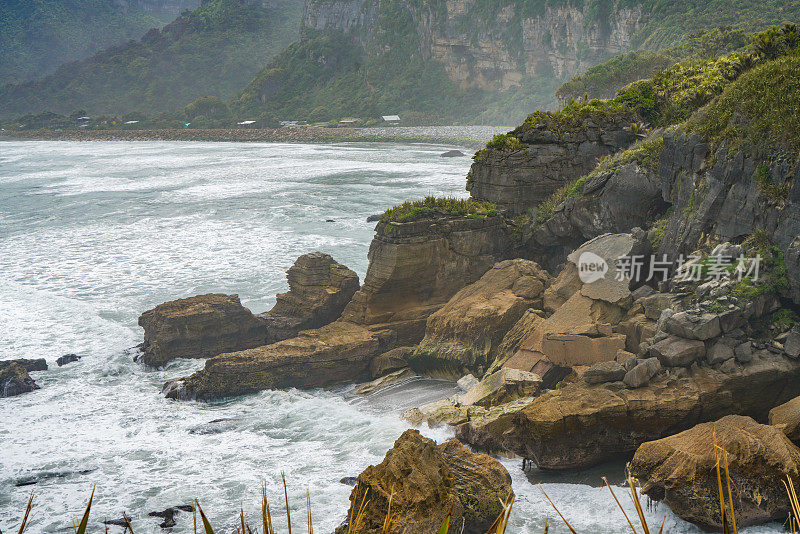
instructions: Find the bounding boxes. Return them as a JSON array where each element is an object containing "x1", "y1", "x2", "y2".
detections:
[{"x1": 0, "y1": 127, "x2": 492, "y2": 148}]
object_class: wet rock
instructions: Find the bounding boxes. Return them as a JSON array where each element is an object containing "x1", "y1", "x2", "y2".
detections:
[
  {"x1": 456, "y1": 351, "x2": 800, "y2": 470},
  {"x1": 770, "y1": 396, "x2": 800, "y2": 444},
  {"x1": 623, "y1": 357, "x2": 661, "y2": 388},
  {"x1": 664, "y1": 311, "x2": 721, "y2": 341},
  {"x1": 440, "y1": 150, "x2": 466, "y2": 157},
  {"x1": 414, "y1": 259, "x2": 550, "y2": 374},
  {"x1": 369, "y1": 346, "x2": 414, "y2": 378},
  {"x1": 457, "y1": 374, "x2": 479, "y2": 392},
  {"x1": 631, "y1": 415, "x2": 800, "y2": 529},
  {"x1": 0, "y1": 358, "x2": 47, "y2": 372},
  {"x1": 138, "y1": 293, "x2": 269, "y2": 367},
  {"x1": 339, "y1": 430, "x2": 513, "y2": 534},
  {"x1": 56, "y1": 354, "x2": 81, "y2": 366},
  {"x1": 260, "y1": 252, "x2": 360, "y2": 341},
  {"x1": 149, "y1": 505, "x2": 194, "y2": 529},
  {"x1": 366, "y1": 213, "x2": 382, "y2": 222},
  {"x1": 1, "y1": 363, "x2": 39, "y2": 397},
  {"x1": 165, "y1": 321, "x2": 387, "y2": 400},
  {"x1": 650, "y1": 336, "x2": 705, "y2": 367},
  {"x1": 459, "y1": 368, "x2": 541, "y2": 407},
  {"x1": 352, "y1": 368, "x2": 418, "y2": 396},
  {"x1": 339, "y1": 476, "x2": 358, "y2": 486},
  {"x1": 583, "y1": 361, "x2": 626, "y2": 384},
  {"x1": 707, "y1": 340, "x2": 735, "y2": 365}
]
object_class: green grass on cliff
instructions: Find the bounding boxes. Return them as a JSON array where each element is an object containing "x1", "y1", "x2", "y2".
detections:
[
  {"x1": 686, "y1": 52, "x2": 800, "y2": 152},
  {"x1": 381, "y1": 197, "x2": 500, "y2": 223}
]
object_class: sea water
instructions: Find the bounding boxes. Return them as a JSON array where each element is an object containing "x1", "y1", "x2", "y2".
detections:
[{"x1": 0, "y1": 141, "x2": 782, "y2": 533}]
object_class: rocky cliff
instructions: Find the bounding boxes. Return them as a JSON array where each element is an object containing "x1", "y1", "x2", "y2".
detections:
[{"x1": 302, "y1": 0, "x2": 645, "y2": 92}]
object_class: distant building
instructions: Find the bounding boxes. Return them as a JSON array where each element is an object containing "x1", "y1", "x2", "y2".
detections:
[
  {"x1": 338, "y1": 118, "x2": 360, "y2": 127},
  {"x1": 237, "y1": 120, "x2": 257, "y2": 127},
  {"x1": 382, "y1": 115, "x2": 401, "y2": 123},
  {"x1": 124, "y1": 120, "x2": 139, "y2": 125},
  {"x1": 280, "y1": 120, "x2": 299, "y2": 127}
]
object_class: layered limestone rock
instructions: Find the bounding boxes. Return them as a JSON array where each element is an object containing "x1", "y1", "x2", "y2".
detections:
[
  {"x1": 163, "y1": 321, "x2": 385, "y2": 400},
  {"x1": 0, "y1": 362, "x2": 40, "y2": 397},
  {"x1": 341, "y1": 216, "x2": 512, "y2": 343},
  {"x1": 0, "y1": 358, "x2": 48, "y2": 373},
  {"x1": 138, "y1": 294, "x2": 269, "y2": 367},
  {"x1": 338, "y1": 430, "x2": 513, "y2": 534},
  {"x1": 500, "y1": 233, "x2": 648, "y2": 379},
  {"x1": 631, "y1": 415, "x2": 800, "y2": 529},
  {"x1": 414, "y1": 259, "x2": 550, "y2": 375},
  {"x1": 260, "y1": 252, "x2": 359, "y2": 341},
  {"x1": 469, "y1": 119, "x2": 638, "y2": 216},
  {"x1": 165, "y1": 216, "x2": 511, "y2": 399},
  {"x1": 456, "y1": 350, "x2": 800, "y2": 470}
]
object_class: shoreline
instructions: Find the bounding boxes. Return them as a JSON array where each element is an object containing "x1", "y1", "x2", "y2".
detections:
[{"x1": 0, "y1": 127, "x2": 497, "y2": 148}]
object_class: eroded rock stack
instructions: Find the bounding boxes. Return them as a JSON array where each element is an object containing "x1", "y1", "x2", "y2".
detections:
[{"x1": 338, "y1": 430, "x2": 513, "y2": 534}]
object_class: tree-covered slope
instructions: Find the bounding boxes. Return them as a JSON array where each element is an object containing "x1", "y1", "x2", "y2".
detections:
[
  {"x1": 0, "y1": 0, "x2": 197, "y2": 84},
  {"x1": 235, "y1": 0, "x2": 800, "y2": 126},
  {"x1": 0, "y1": 0, "x2": 304, "y2": 118}
]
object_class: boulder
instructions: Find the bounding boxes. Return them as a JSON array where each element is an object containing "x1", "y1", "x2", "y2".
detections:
[
  {"x1": 631, "y1": 415, "x2": 800, "y2": 529},
  {"x1": 260, "y1": 252, "x2": 360, "y2": 341},
  {"x1": 639, "y1": 293, "x2": 680, "y2": 321},
  {"x1": 403, "y1": 398, "x2": 469, "y2": 427},
  {"x1": 163, "y1": 321, "x2": 387, "y2": 400},
  {"x1": 1, "y1": 363, "x2": 39, "y2": 397},
  {"x1": 583, "y1": 361, "x2": 626, "y2": 384},
  {"x1": 413, "y1": 259, "x2": 550, "y2": 374},
  {"x1": 505, "y1": 290, "x2": 625, "y2": 371},
  {"x1": 56, "y1": 354, "x2": 81, "y2": 367},
  {"x1": 664, "y1": 311, "x2": 722, "y2": 341},
  {"x1": 770, "y1": 396, "x2": 800, "y2": 444},
  {"x1": 785, "y1": 328, "x2": 800, "y2": 359},
  {"x1": 440, "y1": 150, "x2": 466, "y2": 158},
  {"x1": 623, "y1": 357, "x2": 661, "y2": 388},
  {"x1": 138, "y1": 294, "x2": 269, "y2": 367},
  {"x1": 0, "y1": 358, "x2": 47, "y2": 372},
  {"x1": 542, "y1": 262, "x2": 581, "y2": 313},
  {"x1": 455, "y1": 350, "x2": 800, "y2": 470},
  {"x1": 650, "y1": 336, "x2": 705, "y2": 367},
  {"x1": 616, "y1": 314, "x2": 657, "y2": 353},
  {"x1": 707, "y1": 340, "x2": 735, "y2": 365},
  {"x1": 459, "y1": 368, "x2": 542, "y2": 407},
  {"x1": 568, "y1": 232, "x2": 649, "y2": 306},
  {"x1": 369, "y1": 346, "x2": 414, "y2": 378},
  {"x1": 339, "y1": 430, "x2": 513, "y2": 534}
]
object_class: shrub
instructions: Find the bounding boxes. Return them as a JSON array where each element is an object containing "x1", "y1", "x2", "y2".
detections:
[{"x1": 381, "y1": 196, "x2": 500, "y2": 223}]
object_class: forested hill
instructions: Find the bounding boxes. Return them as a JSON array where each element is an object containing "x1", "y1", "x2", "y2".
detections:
[
  {"x1": 0, "y1": 0, "x2": 304, "y2": 118},
  {"x1": 0, "y1": 0, "x2": 201, "y2": 84},
  {"x1": 233, "y1": 0, "x2": 800, "y2": 126}
]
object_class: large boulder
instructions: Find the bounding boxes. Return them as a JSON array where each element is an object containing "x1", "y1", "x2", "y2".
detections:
[
  {"x1": 163, "y1": 321, "x2": 387, "y2": 400},
  {"x1": 339, "y1": 430, "x2": 513, "y2": 534},
  {"x1": 456, "y1": 350, "x2": 800, "y2": 470},
  {"x1": 1, "y1": 363, "x2": 39, "y2": 397},
  {"x1": 260, "y1": 252, "x2": 359, "y2": 341},
  {"x1": 631, "y1": 415, "x2": 800, "y2": 529},
  {"x1": 138, "y1": 294, "x2": 269, "y2": 367},
  {"x1": 770, "y1": 396, "x2": 800, "y2": 444},
  {"x1": 650, "y1": 336, "x2": 706, "y2": 367},
  {"x1": 414, "y1": 259, "x2": 550, "y2": 375}
]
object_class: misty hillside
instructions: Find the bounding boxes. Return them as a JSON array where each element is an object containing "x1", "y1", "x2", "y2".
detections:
[
  {"x1": 234, "y1": 0, "x2": 800, "y2": 125},
  {"x1": 0, "y1": 0, "x2": 304, "y2": 118},
  {"x1": 0, "y1": 0, "x2": 202, "y2": 84}
]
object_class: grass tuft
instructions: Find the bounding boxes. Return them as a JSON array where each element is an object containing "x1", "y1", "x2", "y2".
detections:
[{"x1": 381, "y1": 196, "x2": 500, "y2": 223}]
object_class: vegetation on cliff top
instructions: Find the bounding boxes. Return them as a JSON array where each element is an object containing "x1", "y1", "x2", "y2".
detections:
[
  {"x1": 556, "y1": 27, "x2": 751, "y2": 103},
  {"x1": 686, "y1": 50, "x2": 800, "y2": 152},
  {"x1": 0, "y1": 0, "x2": 304, "y2": 118},
  {"x1": 381, "y1": 197, "x2": 500, "y2": 223}
]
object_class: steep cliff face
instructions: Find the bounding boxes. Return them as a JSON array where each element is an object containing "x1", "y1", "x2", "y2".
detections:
[{"x1": 301, "y1": 0, "x2": 645, "y2": 94}]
